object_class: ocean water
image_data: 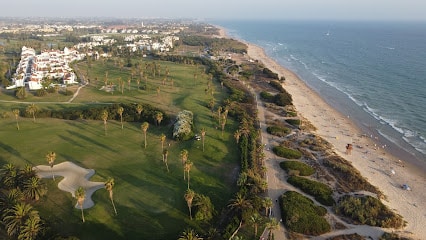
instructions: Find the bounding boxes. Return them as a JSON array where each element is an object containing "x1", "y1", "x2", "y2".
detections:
[{"x1": 214, "y1": 20, "x2": 426, "y2": 165}]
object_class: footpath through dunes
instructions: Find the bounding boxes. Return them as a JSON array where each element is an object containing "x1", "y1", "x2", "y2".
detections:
[
  {"x1": 34, "y1": 161, "x2": 104, "y2": 209},
  {"x1": 246, "y1": 42, "x2": 426, "y2": 239}
]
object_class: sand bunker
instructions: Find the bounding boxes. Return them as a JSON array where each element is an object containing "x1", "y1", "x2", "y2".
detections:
[{"x1": 34, "y1": 161, "x2": 104, "y2": 209}]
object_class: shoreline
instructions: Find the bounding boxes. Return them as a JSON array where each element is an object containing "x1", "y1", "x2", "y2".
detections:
[{"x1": 217, "y1": 25, "x2": 426, "y2": 239}]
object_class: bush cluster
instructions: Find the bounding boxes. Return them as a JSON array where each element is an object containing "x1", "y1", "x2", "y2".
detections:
[
  {"x1": 269, "y1": 80, "x2": 285, "y2": 92},
  {"x1": 279, "y1": 161, "x2": 315, "y2": 176},
  {"x1": 266, "y1": 125, "x2": 291, "y2": 137},
  {"x1": 335, "y1": 195, "x2": 405, "y2": 228},
  {"x1": 272, "y1": 146, "x2": 302, "y2": 159},
  {"x1": 172, "y1": 110, "x2": 194, "y2": 141},
  {"x1": 260, "y1": 91, "x2": 292, "y2": 107},
  {"x1": 287, "y1": 176, "x2": 335, "y2": 206},
  {"x1": 280, "y1": 191, "x2": 330, "y2": 236},
  {"x1": 262, "y1": 68, "x2": 279, "y2": 79}
]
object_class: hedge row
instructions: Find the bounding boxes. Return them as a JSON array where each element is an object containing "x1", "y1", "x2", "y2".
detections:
[
  {"x1": 279, "y1": 161, "x2": 315, "y2": 176},
  {"x1": 287, "y1": 176, "x2": 335, "y2": 206},
  {"x1": 280, "y1": 191, "x2": 330, "y2": 236},
  {"x1": 17, "y1": 103, "x2": 169, "y2": 126}
]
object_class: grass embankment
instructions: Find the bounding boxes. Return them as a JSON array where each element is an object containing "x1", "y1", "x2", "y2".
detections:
[
  {"x1": 0, "y1": 58, "x2": 240, "y2": 239},
  {"x1": 335, "y1": 195, "x2": 405, "y2": 228}
]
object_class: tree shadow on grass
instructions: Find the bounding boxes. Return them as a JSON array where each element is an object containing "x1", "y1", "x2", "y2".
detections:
[
  {"x1": 66, "y1": 130, "x2": 116, "y2": 152},
  {"x1": 59, "y1": 134, "x2": 86, "y2": 149},
  {"x1": 0, "y1": 141, "x2": 31, "y2": 164}
]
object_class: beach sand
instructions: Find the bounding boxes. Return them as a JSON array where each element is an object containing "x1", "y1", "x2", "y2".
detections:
[{"x1": 218, "y1": 27, "x2": 426, "y2": 239}]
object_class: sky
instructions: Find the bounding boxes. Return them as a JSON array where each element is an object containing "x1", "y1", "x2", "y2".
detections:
[{"x1": 2, "y1": 0, "x2": 426, "y2": 21}]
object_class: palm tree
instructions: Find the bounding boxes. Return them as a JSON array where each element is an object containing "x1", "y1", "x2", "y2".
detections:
[
  {"x1": 156, "y1": 86, "x2": 160, "y2": 96},
  {"x1": 163, "y1": 149, "x2": 169, "y2": 172},
  {"x1": 18, "y1": 215, "x2": 42, "y2": 240},
  {"x1": 160, "y1": 133, "x2": 166, "y2": 152},
  {"x1": 1, "y1": 189, "x2": 24, "y2": 210},
  {"x1": 178, "y1": 228, "x2": 199, "y2": 240},
  {"x1": 194, "y1": 194, "x2": 215, "y2": 222},
  {"x1": 250, "y1": 213, "x2": 262, "y2": 238},
  {"x1": 23, "y1": 177, "x2": 46, "y2": 201},
  {"x1": 220, "y1": 115, "x2": 227, "y2": 137},
  {"x1": 180, "y1": 149, "x2": 188, "y2": 165},
  {"x1": 2, "y1": 202, "x2": 38, "y2": 238},
  {"x1": 155, "y1": 111, "x2": 163, "y2": 126},
  {"x1": 136, "y1": 104, "x2": 143, "y2": 118},
  {"x1": 44, "y1": 151, "x2": 56, "y2": 181},
  {"x1": 141, "y1": 122, "x2": 149, "y2": 148},
  {"x1": 16, "y1": 87, "x2": 27, "y2": 99},
  {"x1": 184, "y1": 189, "x2": 195, "y2": 220},
  {"x1": 26, "y1": 103, "x2": 38, "y2": 123},
  {"x1": 265, "y1": 218, "x2": 279, "y2": 240},
  {"x1": 102, "y1": 110, "x2": 108, "y2": 136},
  {"x1": 117, "y1": 106, "x2": 124, "y2": 129},
  {"x1": 262, "y1": 197, "x2": 273, "y2": 217},
  {"x1": 234, "y1": 129, "x2": 242, "y2": 144},
  {"x1": 184, "y1": 160, "x2": 193, "y2": 189},
  {"x1": 217, "y1": 106, "x2": 222, "y2": 125},
  {"x1": 200, "y1": 128, "x2": 206, "y2": 152},
  {"x1": 228, "y1": 192, "x2": 252, "y2": 220},
  {"x1": 75, "y1": 186, "x2": 86, "y2": 223},
  {"x1": 12, "y1": 109, "x2": 20, "y2": 130},
  {"x1": 104, "y1": 178, "x2": 117, "y2": 215}
]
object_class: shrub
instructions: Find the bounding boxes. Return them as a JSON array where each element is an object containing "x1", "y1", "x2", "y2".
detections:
[
  {"x1": 280, "y1": 191, "x2": 331, "y2": 235},
  {"x1": 280, "y1": 161, "x2": 315, "y2": 176},
  {"x1": 36, "y1": 89, "x2": 47, "y2": 97},
  {"x1": 266, "y1": 125, "x2": 291, "y2": 137},
  {"x1": 274, "y1": 93, "x2": 292, "y2": 106},
  {"x1": 287, "y1": 111, "x2": 297, "y2": 117},
  {"x1": 269, "y1": 80, "x2": 285, "y2": 92},
  {"x1": 272, "y1": 146, "x2": 302, "y2": 159},
  {"x1": 287, "y1": 176, "x2": 335, "y2": 206},
  {"x1": 172, "y1": 110, "x2": 194, "y2": 141},
  {"x1": 263, "y1": 68, "x2": 279, "y2": 79},
  {"x1": 335, "y1": 195, "x2": 405, "y2": 228},
  {"x1": 47, "y1": 87, "x2": 57, "y2": 93},
  {"x1": 260, "y1": 91, "x2": 274, "y2": 102},
  {"x1": 285, "y1": 119, "x2": 300, "y2": 126},
  {"x1": 64, "y1": 90, "x2": 74, "y2": 96}
]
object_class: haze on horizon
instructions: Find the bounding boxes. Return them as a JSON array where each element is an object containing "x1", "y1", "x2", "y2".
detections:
[{"x1": 2, "y1": 0, "x2": 426, "y2": 21}]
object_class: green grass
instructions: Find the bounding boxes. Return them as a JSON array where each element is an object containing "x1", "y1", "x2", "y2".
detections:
[
  {"x1": 279, "y1": 161, "x2": 315, "y2": 176},
  {"x1": 287, "y1": 176, "x2": 335, "y2": 206},
  {"x1": 272, "y1": 146, "x2": 302, "y2": 159},
  {"x1": 280, "y1": 191, "x2": 330, "y2": 236},
  {"x1": 0, "y1": 58, "x2": 240, "y2": 239}
]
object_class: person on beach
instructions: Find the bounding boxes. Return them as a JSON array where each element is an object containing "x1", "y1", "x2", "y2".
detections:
[{"x1": 345, "y1": 143, "x2": 353, "y2": 155}]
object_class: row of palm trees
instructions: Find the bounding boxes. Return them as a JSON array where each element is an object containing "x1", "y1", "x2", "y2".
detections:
[{"x1": 73, "y1": 177, "x2": 117, "y2": 224}]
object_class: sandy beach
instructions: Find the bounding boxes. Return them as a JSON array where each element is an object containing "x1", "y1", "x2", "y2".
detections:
[{"x1": 218, "y1": 27, "x2": 426, "y2": 239}]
